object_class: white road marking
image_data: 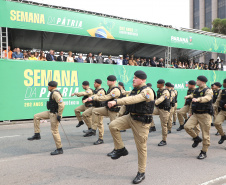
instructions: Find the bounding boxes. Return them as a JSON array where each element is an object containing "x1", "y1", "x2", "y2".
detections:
[
  {"x1": 200, "y1": 175, "x2": 226, "y2": 185},
  {"x1": 0, "y1": 135, "x2": 21, "y2": 139}
]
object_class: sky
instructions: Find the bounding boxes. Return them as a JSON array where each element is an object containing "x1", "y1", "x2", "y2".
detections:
[{"x1": 28, "y1": 0, "x2": 190, "y2": 28}]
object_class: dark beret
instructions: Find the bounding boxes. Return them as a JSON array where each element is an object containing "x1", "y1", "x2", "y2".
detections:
[
  {"x1": 171, "y1": 84, "x2": 174, "y2": 88},
  {"x1": 95, "y1": 79, "x2": 102, "y2": 84},
  {"x1": 107, "y1": 75, "x2": 117, "y2": 81},
  {"x1": 165, "y1": 82, "x2": 171, "y2": 87},
  {"x1": 197, "y1": 75, "x2": 208, "y2": 82},
  {"x1": 146, "y1": 83, "x2": 152, "y2": 87},
  {"x1": 134, "y1": 70, "x2": 147, "y2": 79},
  {"x1": 214, "y1": 82, "x2": 222, "y2": 87},
  {"x1": 48, "y1": 81, "x2": 58, "y2": 87},
  {"x1": 224, "y1": 79, "x2": 226, "y2": 83},
  {"x1": 188, "y1": 80, "x2": 196, "y2": 85},
  {"x1": 82, "y1": 81, "x2": 89, "y2": 86},
  {"x1": 157, "y1": 79, "x2": 165, "y2": 84},
  {"x1": 211, "y1": 84, "x2": 214, "y2": 87},
  {"x1": 118, "y1": 82, "x2": 124, "y2": 86}
]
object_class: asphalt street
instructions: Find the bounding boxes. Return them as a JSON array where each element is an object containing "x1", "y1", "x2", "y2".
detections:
[{"x1": 1, "y1": 116, "x2": 226, "y2": 185}]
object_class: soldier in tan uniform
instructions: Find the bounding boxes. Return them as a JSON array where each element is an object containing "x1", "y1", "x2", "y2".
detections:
[
  {"x1": 212, "y1": 82, "x2": 222, "y2": 127},
  {"x1": 214, "y1": 79, "x2": 226, "y2": 146},
  {"x1": 165, "y1": 82, "x2": 175, "y2": 134},
  {"x1": 184, "y1": 75, "x2": 213, "y2": 159},
  {"x1": 82, "y1": 79, "x2": 106, "y2": 144},
  {"x1": 71, "y1": 81, "x2": 93, "y2": 128},
  {"x1": 107, "y1": 70, "x2": 154, "y2": 184},
  {"x1": 153, "y1": 79, "x2": 171, "y2": 146},
  {"x1": 171, "y1": 84, "x2": 178, "y2": 125},
  {"x1": 118, "y1": 82, "x2": 130, "y2": 97},
  {"x1": 177, "y1": 80, "x2": 197, "y2": 132},
  {"x1": 83, "y1": 75, "x2": 122, "y2": 145},
  {"x1": 28, "y1": 81, "x2": 65, "y2": 155}
]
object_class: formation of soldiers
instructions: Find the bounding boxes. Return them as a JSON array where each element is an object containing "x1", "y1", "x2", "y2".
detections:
[{"x1": 27, "y1": 70, "x2": 226, "y2": 184}]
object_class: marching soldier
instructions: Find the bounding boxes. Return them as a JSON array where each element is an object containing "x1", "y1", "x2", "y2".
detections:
[
  {"x1": 184, "y1": 76, "x2": 213, "y2": 159},
  {"x1": 171, "y1": 84, "x2": 178, "y2": 125},
  {"x1": 153, "y1": 79, "x2": 171, "y2": 146},
  {"x1": 212, "y1": 82, "x2": 222, "y2": 127},
  {"x1": 166, "y1": 82, "x2": 175, "y2": 134},
  {"x1": 83, "y1": 75, "x2": 122, "y2": 145},
  {"x1": 82, "y1": 79, "x2": 106, "y2": 142},
  {"x1": 27, "y1": 81, "x2": 65, "y2": 155},
  {"x1": 107, "y1": 70, "x2": 154, "y2": 184},
  {"x1": 177, "y1": 80, "x2": 196, "y2": 131},
  {"x1": 214, "y1": 79, "x2": 226, "y2": 146},
  {"x1": 118, "y1": 82, "x2": 130, "y2": 97},
  {"x1": 71, "y1": 81, "x2": 94, "y2": 128}
]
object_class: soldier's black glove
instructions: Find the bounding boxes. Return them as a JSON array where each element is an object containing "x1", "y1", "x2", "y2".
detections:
[{"x1": 57, "y1": 116, "x2": 61, "y2": 122}]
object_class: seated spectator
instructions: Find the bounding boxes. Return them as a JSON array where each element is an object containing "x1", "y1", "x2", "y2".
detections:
[
  {"x1": 208, "y1": 59, "x2": 214, "y2": 70},
  {"x1": 46, "y1": 50, "x2": 55, "y2": 61},
  {"x1": 170, "y1": 62, "x2": 175, "y2": 68},
  {"x1": 105, "y1": 55, "x2": 113, "y2": 64},
  {"x1": 136, "y1": 58, "x2": 141, "y2": 66},
  {"x1": 204, "y1": 64, "x2": 209, "y2": 70},
  {"x1": 23, "y1": 50, "x2": 28, "y2": 58},
  {"x1": 34, "y1": 52, "x2": 39, "y2": 59},
  {"x1": 38, "y1": 52, "x2": 47, "y2": 61},
  {"x1": 198, "y1": 63, "x2": 204, "y2": 70},
  {"x1": 194, "y1": 63, "x2": 199, "y2": 70},
  {"x1": 128, "y1": 57, "x2": 137, "y2": 66},
  {"x1": 24, "y1": 55, "x2": 29, "y2": 60},
  {"x1": 29, "y1": 52, "x2": 38, "y2": 60},
  {"x1": 85, "y1": 53, "x2": 94, "y2": 63},
  {"x1": 92, "y1": 55, "x2": 97, "y2": 63},
  {"x1": 143, "y1": 58, "x2": 148, "y2": 66},
  {"x1": 12, "y1": 48, "x2": 23, "y2": 59},
  {"x1": 76, "y1": 54, "x2": 84, "y2": 63},
  {"x1": 116, "y1": 55, "x2": 123, "y2": 65},
  {"x1": 3, "y1": 46, "x2": 13, "y2": 59},
  {"x1": 220, "y1": 59, "x2": 224, "y2": 71},
  {"x1": 150, "y1": 56, "x2": 157, "y2": 67},
  {"x1": 185, "y1": 63, "x2": 189, "y2": 69},
  {"x1": 214, "y1": 64, "x2": 218, "y2": 70},
  {"x1": 96, "y1": 52, "x2": 104, "y2": 63},
  {"x1": 123, "y1": 56, "x2": 129, "y2": 65},
  {"x1": 27, "y1": 51, "x2": 31, "y2": 57},
  {"x1": 174, "y1": 62, "x2": 178, "y2": 68},
  {"x1": 209, "y1": 63, "x2": 214, "y2": 70},
  {"x1": 158, "y1": 58, "x2": 164, "y2": 67},
  {"x1": 66, "y1": 51, "x2": 74, "y2": 62},
  {"x1": 178, "y1": 61, "x2": 182, "y2": 68},
  {"x1": 57, "y1": 51, "x2": 66, "y2": 62}
]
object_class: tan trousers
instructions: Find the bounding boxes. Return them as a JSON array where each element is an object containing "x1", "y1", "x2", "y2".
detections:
[
  {"x1": 118, "y1": 105, "x2": 126, "y2": 117},
  {"x1": 173, "y1": 103, "x2": 178, "y2": 122},
  {"x1": 109, "y1": 114, "x2": 150, "y2": 173},
  {"x1": 167, "y1": 107, "x2": 174, "y2": 131},
  {"x1": 214, "y1": 110, "x2": 226, "y2": 136},
  {"x1": 177, "y1": 105, "x2": 189, "y2": 125},
  {"x1": 91, "y1": 107, "x2": 117, "y2": 139},
  {"x1": 153, "y1": 108, "x2": 170, "y2": 141},
  {"x1": 150, "y1": 120, "x2": 155, "y2": 127},
  {"x1": 82, "y1": 107, "x2": 104, "y2": 139},
  {"x1": 34, "y1": 111, "x2": 62, "y2": 149},
  {"x1": 74, "y1": 104, "x2": 87, "y2": 122},
  {"x1": 184, "y1": 113, "x2": 211, "y2": 152},
  {"x1": 213, "y1": 106, "x2": 219, "y2": 123}
]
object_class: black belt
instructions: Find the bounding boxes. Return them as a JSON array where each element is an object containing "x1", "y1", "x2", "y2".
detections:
[{"x1": 130, "y1": 113, "x2": 153, "y2": 124}]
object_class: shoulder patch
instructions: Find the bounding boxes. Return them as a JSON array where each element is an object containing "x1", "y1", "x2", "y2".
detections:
[
  {"x1": 146, "y1": 92, "x2": 150, "y2": 99},
  {"x1": 112, "y1": 93, "x2": 115, "y2": 97},
  {"x1": 59, "y1": 98, "x2": 63, "y2": 103}
]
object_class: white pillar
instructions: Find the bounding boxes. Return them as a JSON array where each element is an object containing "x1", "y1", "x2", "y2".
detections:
[
  {"x1": 190, "y1": 0, "x2": 194, "y2": 28},
  {"x1": 199, "y1": 0, "x2": 205, "y2": 29}
]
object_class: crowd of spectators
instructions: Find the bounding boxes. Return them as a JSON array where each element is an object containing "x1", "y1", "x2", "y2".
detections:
[{"x1": 0, "y1": 46, "x2": 224, "y2": 71}]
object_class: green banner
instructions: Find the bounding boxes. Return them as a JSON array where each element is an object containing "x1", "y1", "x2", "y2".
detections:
[
  {"x1": 0, "y1": 0, "x2": 226, "y2": 54},
  {"x1": 0, "y1": 59, "x2": 225, "y2": 121}
]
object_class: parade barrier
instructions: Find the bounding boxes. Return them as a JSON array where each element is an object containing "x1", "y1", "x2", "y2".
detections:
[{"x1": 0, "y1": 59, "x2": 225, "y2": 121}]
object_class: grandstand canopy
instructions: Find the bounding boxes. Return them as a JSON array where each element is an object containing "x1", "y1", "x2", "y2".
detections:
[{"x1": 0, "y1": 0, "x2": 226, "y2": 59}]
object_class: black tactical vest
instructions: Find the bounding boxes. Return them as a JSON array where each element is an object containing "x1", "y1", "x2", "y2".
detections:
[
  {"x1": 82, "y1": 88, "x2": 94, "y2": 107},
  {"x1": 213, "y1": 89, "x2": 221, "y2": 103},
  {"x1": 151, "y1": 88, "x2": 156, "y2": 100},
  {"x1": 92, "y1": 88, "x2": 106, "y2": 107},
  {"x1": 175, "y1": 90, "x2": 178, "y2": 103},
  {"x1": 185, "y1": 89, "x2": 195, "y2": 106},
  {"x1": 220, "y1": 89, "x2": 226, "y2": 111},
  {"x1": 47, "y1": 90, "x2": 62, "y2": 113},
  {"x1": 192, "y1": 87, "x2": 213, "y2": 114},
  {"x1": 170, "y1": 90, "x2": 176, "y2": 107},
  {"x1": 156, "y1": 89, "x2": 170, "y2": 110},
  {"x1": 126, "y1": 86, "x2": 155, "y2": 114},
  {"x1": 105, "y1": 86, "x2": 123, "y2": 112}
]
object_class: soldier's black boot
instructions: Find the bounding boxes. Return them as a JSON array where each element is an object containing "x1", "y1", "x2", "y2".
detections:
[
  {"x1": 168, "y1": 130, "x2": 171, "y2": 134},
  {"x1": 149, "y1": 126, "x2": 156, "y2": 133},
  {"x1": 173, "y1": 122, "x2": 176, "y2": 125},
  {"x1": 27, "y1": 133, "x2": 41, "y2": 140},
  {"x1": 111, "y1": 147, "x2": 128, "y2": 160},
  {"x1": 50, "y1": 148, "x2": 63, "y2": 155},
  {"x1": 184, "y1": 119, "x2": 188, "y2": 124},
  {"x1": 83, "y1": 129, "x2": 96, "y2": 137},
  {"x1": 211, "y1": 123, "x2": 214, "y2": 126},
  {"x1": 177, "y1": 125, "x2": 184, "y2": 131},
  {"x1": 192, "y1": 136, "x2": 202, "y2": 148},
  {"x1": 76, "y1": 121, "x2": 84, "y2": 128},
  {"x1": 215, "y1": 132, "x2": 219, "y2": 136},
  {"x1": 218, "y1": 135, "x2": 226, "y2": 144},
  {"x1": 83, "y1": 128, "x2": 91, "y2": 133},
  {"x1": 133, "y1": 172, "x2": 145, "y2": 184},
  {"x1": 120, "y1": 130, "x2": 126, "y2": 132},
  {"x1": 107, "y1": 149, "x2": 116, "y2": 157},
  {"x1": 197, "y1": 150, "x2": 207, "y2": 159},
  {"x1": 158, "y1": 140, "x2": 167, "y2": 146},
  {"x1": 93, "y1": 138, "x2": 104, "y2": 145}
]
